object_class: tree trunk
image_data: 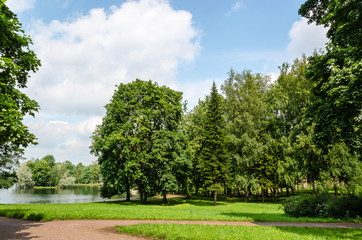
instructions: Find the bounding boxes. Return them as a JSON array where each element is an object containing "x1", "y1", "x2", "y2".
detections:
[
  {"x1": 126, "y1": 180, "x2": 130, "y2": 202},
  {"x1": 286, "y1": 186, "x2": 290, "y2": 197},
  {"x1": 163, "y1": 192, "x2": 167, "y2": 203},
  {"x1": 274, "y1": 187, "x2": 278, "y2": 202},
  {"x1": 261, "y1": 185, "x2": 265, "y2": 203},
  {"x1": 143, "y1": 192, "x2": 147, "y2": 203},
  {"x1": 139, "y1": 188, "x2": 144, "y2": 203},
  {"x1": 214, "y1": 190, "x2": 217, "y2": 206}
]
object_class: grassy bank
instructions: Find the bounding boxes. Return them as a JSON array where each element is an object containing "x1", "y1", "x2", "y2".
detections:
[
  {"x1": 117, "y1": 224, "x2": 362, "y2": 240},
  {"x1": 0, "y1": 197, "x2": 358, "y2": 222}
]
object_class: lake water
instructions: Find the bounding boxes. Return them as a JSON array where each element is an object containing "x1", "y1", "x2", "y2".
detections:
[{"x1": 0, "y1": 185, "x2": 105, "y2": 204}]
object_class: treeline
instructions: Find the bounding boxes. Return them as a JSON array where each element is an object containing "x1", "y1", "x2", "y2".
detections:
[
  {"x1": 91, "y1": 56, "x2": 361, "y2": 204},
  {"x1": 16, "y1": 155, "x2": 101, "y2": 188}
]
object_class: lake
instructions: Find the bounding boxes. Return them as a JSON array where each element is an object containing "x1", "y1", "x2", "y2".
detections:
[{"x1": 0, "y1": 185, "x2": 105, "y2": 204}]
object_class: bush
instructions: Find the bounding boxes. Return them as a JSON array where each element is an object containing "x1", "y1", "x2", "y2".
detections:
[{"x1": 283, "y1": 193, "x2": 362, "y2": 219}]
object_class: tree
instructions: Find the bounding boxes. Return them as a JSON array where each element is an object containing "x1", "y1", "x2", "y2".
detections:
[
  {"x1": 199, "y1": 82, "x2": 229, "y2": 206},
  {"x1": 265, "y1": 57, "x2": 312, "y2": 196},
  {"x1": 32, "y1": 159, "x2": 51, "y2": 186},
  {"x1": 91, "y1": 79, "x2": 183, "y2": 203},
  {"x1": 299, "y1": 0, "x2": 361, "y2": 154},
  {"x1": 184, "y1": 99, "x2": 208, "y2": 196},
  {"x1": 0, "y1": 1, "x2": 41, "y2": 186},
  {"x1": 221, "y1": 70, "x2": 269, "y2": 201},
  {"x1": 16, "y1": 162, "x2": 34, "y2": 189},
  {"x1": 42, "y1": 155, "x2": 56, "y2": 168}
]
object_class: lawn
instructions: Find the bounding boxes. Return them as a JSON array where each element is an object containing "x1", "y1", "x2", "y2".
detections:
[
  {"x1": 116, "y1": 224, "x2": 362, "y2": 240},
  {"x1": 0, "y1": 196, "x2": 358, "y2": 222}
]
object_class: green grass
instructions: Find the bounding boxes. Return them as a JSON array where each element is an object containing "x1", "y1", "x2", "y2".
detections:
[
  {"x1": 0, "y1": 196, "x2": 358, "y2": 222},
  {"x1": 116, "y1": 224, "x2": 362, "y2": 240}
]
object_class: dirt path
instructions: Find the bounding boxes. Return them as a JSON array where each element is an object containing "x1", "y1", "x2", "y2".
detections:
[{"x1": 1, "y1": 217, "x2": 361, "y2": 240}]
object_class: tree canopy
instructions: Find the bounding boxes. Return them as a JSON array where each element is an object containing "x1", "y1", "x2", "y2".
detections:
[
  {"x1": 0, "y1": 1, "x2": 41, "y2": 187},
  {"x1": 91, "y1": 79, "x2": 184, "y2": 203},
  {"x1": 300, "y1": 0, "x2": 361, "y2": 154}
]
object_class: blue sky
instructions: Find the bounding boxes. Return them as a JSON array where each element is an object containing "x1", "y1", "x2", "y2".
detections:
[{"x1": 6, "y1": 0, "x2": 328, "y2": 165}]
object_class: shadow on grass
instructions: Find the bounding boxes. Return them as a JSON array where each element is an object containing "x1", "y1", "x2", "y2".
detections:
[
  {"x1": 0, "y1": 216, "x2": 45, "y2": 239},
  {"x1": 275, "y1": 226, "x2": 362, "y2": 240},
  {"x1": 96, "y1": 196, "x2": 229, "y2": 207},
  {"x1": 0, "y1": 209, "x2": 44, "y2": 221},
  {"x1": 222, "y1": 212, "x2": 289, "y2": 222}
]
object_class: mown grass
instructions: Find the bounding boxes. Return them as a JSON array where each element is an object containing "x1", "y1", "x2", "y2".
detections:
[
  {"x1": 0, "y1": 196, "x2": 358, "y2": 222},
  {"x1": 116, "y1": 224, "x2": 362, "y2": 240}
]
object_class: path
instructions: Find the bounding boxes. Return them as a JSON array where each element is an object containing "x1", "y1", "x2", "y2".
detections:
[{"x1": 1, "y1": 217, "x2": 361, "y2": 240}]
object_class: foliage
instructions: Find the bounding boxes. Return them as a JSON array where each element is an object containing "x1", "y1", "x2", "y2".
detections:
[
  {"x1": 300, "y1": 0, "x2": 361, "y2": 153},
  {"x1": 16, "y1": 162, "x2": 34, "y2": 189},
  {"x1": 31, "y1": 159, "x2": 51, "y2": 186},
  {"x1": 57, "y1": 172, "x2": 76, "y2": 188},
  {"x1": 117, "y1": 224, "x2": 362, "y2": 240},
  {"x1": 221, "y1": 70, "x2": 269, "y2": 201},
  {"x1": 0, "y1": 1, "x2": 41, "y2": 187},
  {"x1": 283, "y1": 193, "x2": 362, "y2": 219},
  {"x1": 199, "y1": 82, "x2": 229, "y2": 205},
  {"x1": 91, "y1": 79, "x2": 183, "y2": 203}
]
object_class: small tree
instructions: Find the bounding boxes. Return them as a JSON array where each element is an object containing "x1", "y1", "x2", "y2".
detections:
[{"x1": 16, "y1": 162, "x2": 34, "y2": 189}]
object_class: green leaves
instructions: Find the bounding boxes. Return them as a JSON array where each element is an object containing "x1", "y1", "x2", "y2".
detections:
[
  {"x1": 0, "y1": 2, "x2": 41, "y2": 184},
  {"x1": 91, "y1": 79, "x2": 184, "y2": 202}
]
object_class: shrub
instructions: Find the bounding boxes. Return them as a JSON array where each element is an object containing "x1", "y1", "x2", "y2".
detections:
[{"x1": 283, "y1": 193, "x2": 362, "y2": 219}]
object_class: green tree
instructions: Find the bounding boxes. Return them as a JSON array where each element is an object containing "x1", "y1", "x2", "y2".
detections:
[
  {"x1": 42, "y1": 155, "x2": 55, "y2": 168},
  {"x1": 74, "y1": 163, "x2": 84, "y2": 183},
  {"x1": 184, "y1": 99, "x2": 208, "y2": 196},
  {"x1": 32, "y1": 159, "x2": 51, "y2": 186},
  {"x1": 91, "y1": 79, "x2": 183, "y2": 203},
  {"x1": 0, "y1": 1, "x2": 41, "y2": 186},
  {"x1": 200, "y1": 82, "x2": 229, "y2": 206},
  {"x1": 299, "y1": 0, "x2": 361, "y2": 154},
  {"x1": 221, "y1": 70, "x2": 269, "y2": 201},
  {"x1": 265, "y1": 57, "x2": 312, "y2": 196}
]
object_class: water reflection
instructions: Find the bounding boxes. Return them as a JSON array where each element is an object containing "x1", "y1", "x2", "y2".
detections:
[{"x1": 0, "y1": 185, "x2": 105, "y2": 204}]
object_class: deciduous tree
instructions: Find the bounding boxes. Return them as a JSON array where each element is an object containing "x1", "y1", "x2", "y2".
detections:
[{"x1": 0, "y1": 1, "x2": 41, "y2": 186}]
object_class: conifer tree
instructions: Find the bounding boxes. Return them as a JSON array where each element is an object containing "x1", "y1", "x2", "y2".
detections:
[{"x1": 200, "y1": 82, "x2": 229, "y2": 206}]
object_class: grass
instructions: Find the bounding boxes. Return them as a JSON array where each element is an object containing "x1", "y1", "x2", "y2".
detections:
[
  {"x1": 0, "y1": 196, "x2": 359, "y2": 222},
  {"x1": 116, "y1": 224, "x2": 362, "y2": 240}
]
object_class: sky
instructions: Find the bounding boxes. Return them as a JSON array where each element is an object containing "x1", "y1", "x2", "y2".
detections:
[{"x1": 6, "y1": 0, "x2": 329, "y2": 165}]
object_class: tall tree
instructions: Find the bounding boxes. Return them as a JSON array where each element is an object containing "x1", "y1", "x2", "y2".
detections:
[
  {"x1": 222, "y1": 70, "x2": 269, "y2": 201},
  {"x1": 0, "y1": 1, "x2": 41, "y2": 186},
  {"x1": 299, "y1": 0, "x2": 361, "y2": 154},
  {"x1": 265, "y1": 57, "x2": 312, "y2": 196},
  {"x1": 200, "y1": 82, "x2": 229, "y2": 206},
  {"x1": 91, "y1": 79, "x2": 183, "y2": 203}
]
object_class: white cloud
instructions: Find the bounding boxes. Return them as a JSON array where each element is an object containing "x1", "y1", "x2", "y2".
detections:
[
  {"x1": 27, "y1": 0, "x2": 200, "y2": 116},
  {"x1": 24, "y1": 117, "x2": 102, "y2": 164},
  {"x1": 287, "y1": 17, "x2": 329, "y2": 59},
  {"x1": 6, "y1": 0, "x2": 36, "y2": 13},
  {"x1": 226, "y1": 1, "x2": 246, "y2": 16},
  {"x1": 23, "y1": 0, "x2": 200, "y2": 165},
  {"x1": 76, "y1": 116, "x2": 102, "y2": 139}
]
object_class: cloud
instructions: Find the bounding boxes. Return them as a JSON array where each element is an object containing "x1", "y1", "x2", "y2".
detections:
[
  {"x1": 24, "y1": 116, "x2": 102, "y2": 164},
  {"x1": 287, "y1": 17, "x2": 329, "y2": 59},
  {"x1": 6, "y1": 0, "x2": 36, "y2": 13},
  {"x1": 226, "y1": 1, "x2": 246, "y2": 15},
  {"x1": 27, "y1": 0, "x2": 200, "y2": 116},
  {"x1": 76, "y1": 116, "x2": 102, "y2": 139}
]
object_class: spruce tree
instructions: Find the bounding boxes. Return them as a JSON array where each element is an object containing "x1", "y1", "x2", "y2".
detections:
[{"x1": 200, "y1": 82, "x2": 229, "y2": 206}]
